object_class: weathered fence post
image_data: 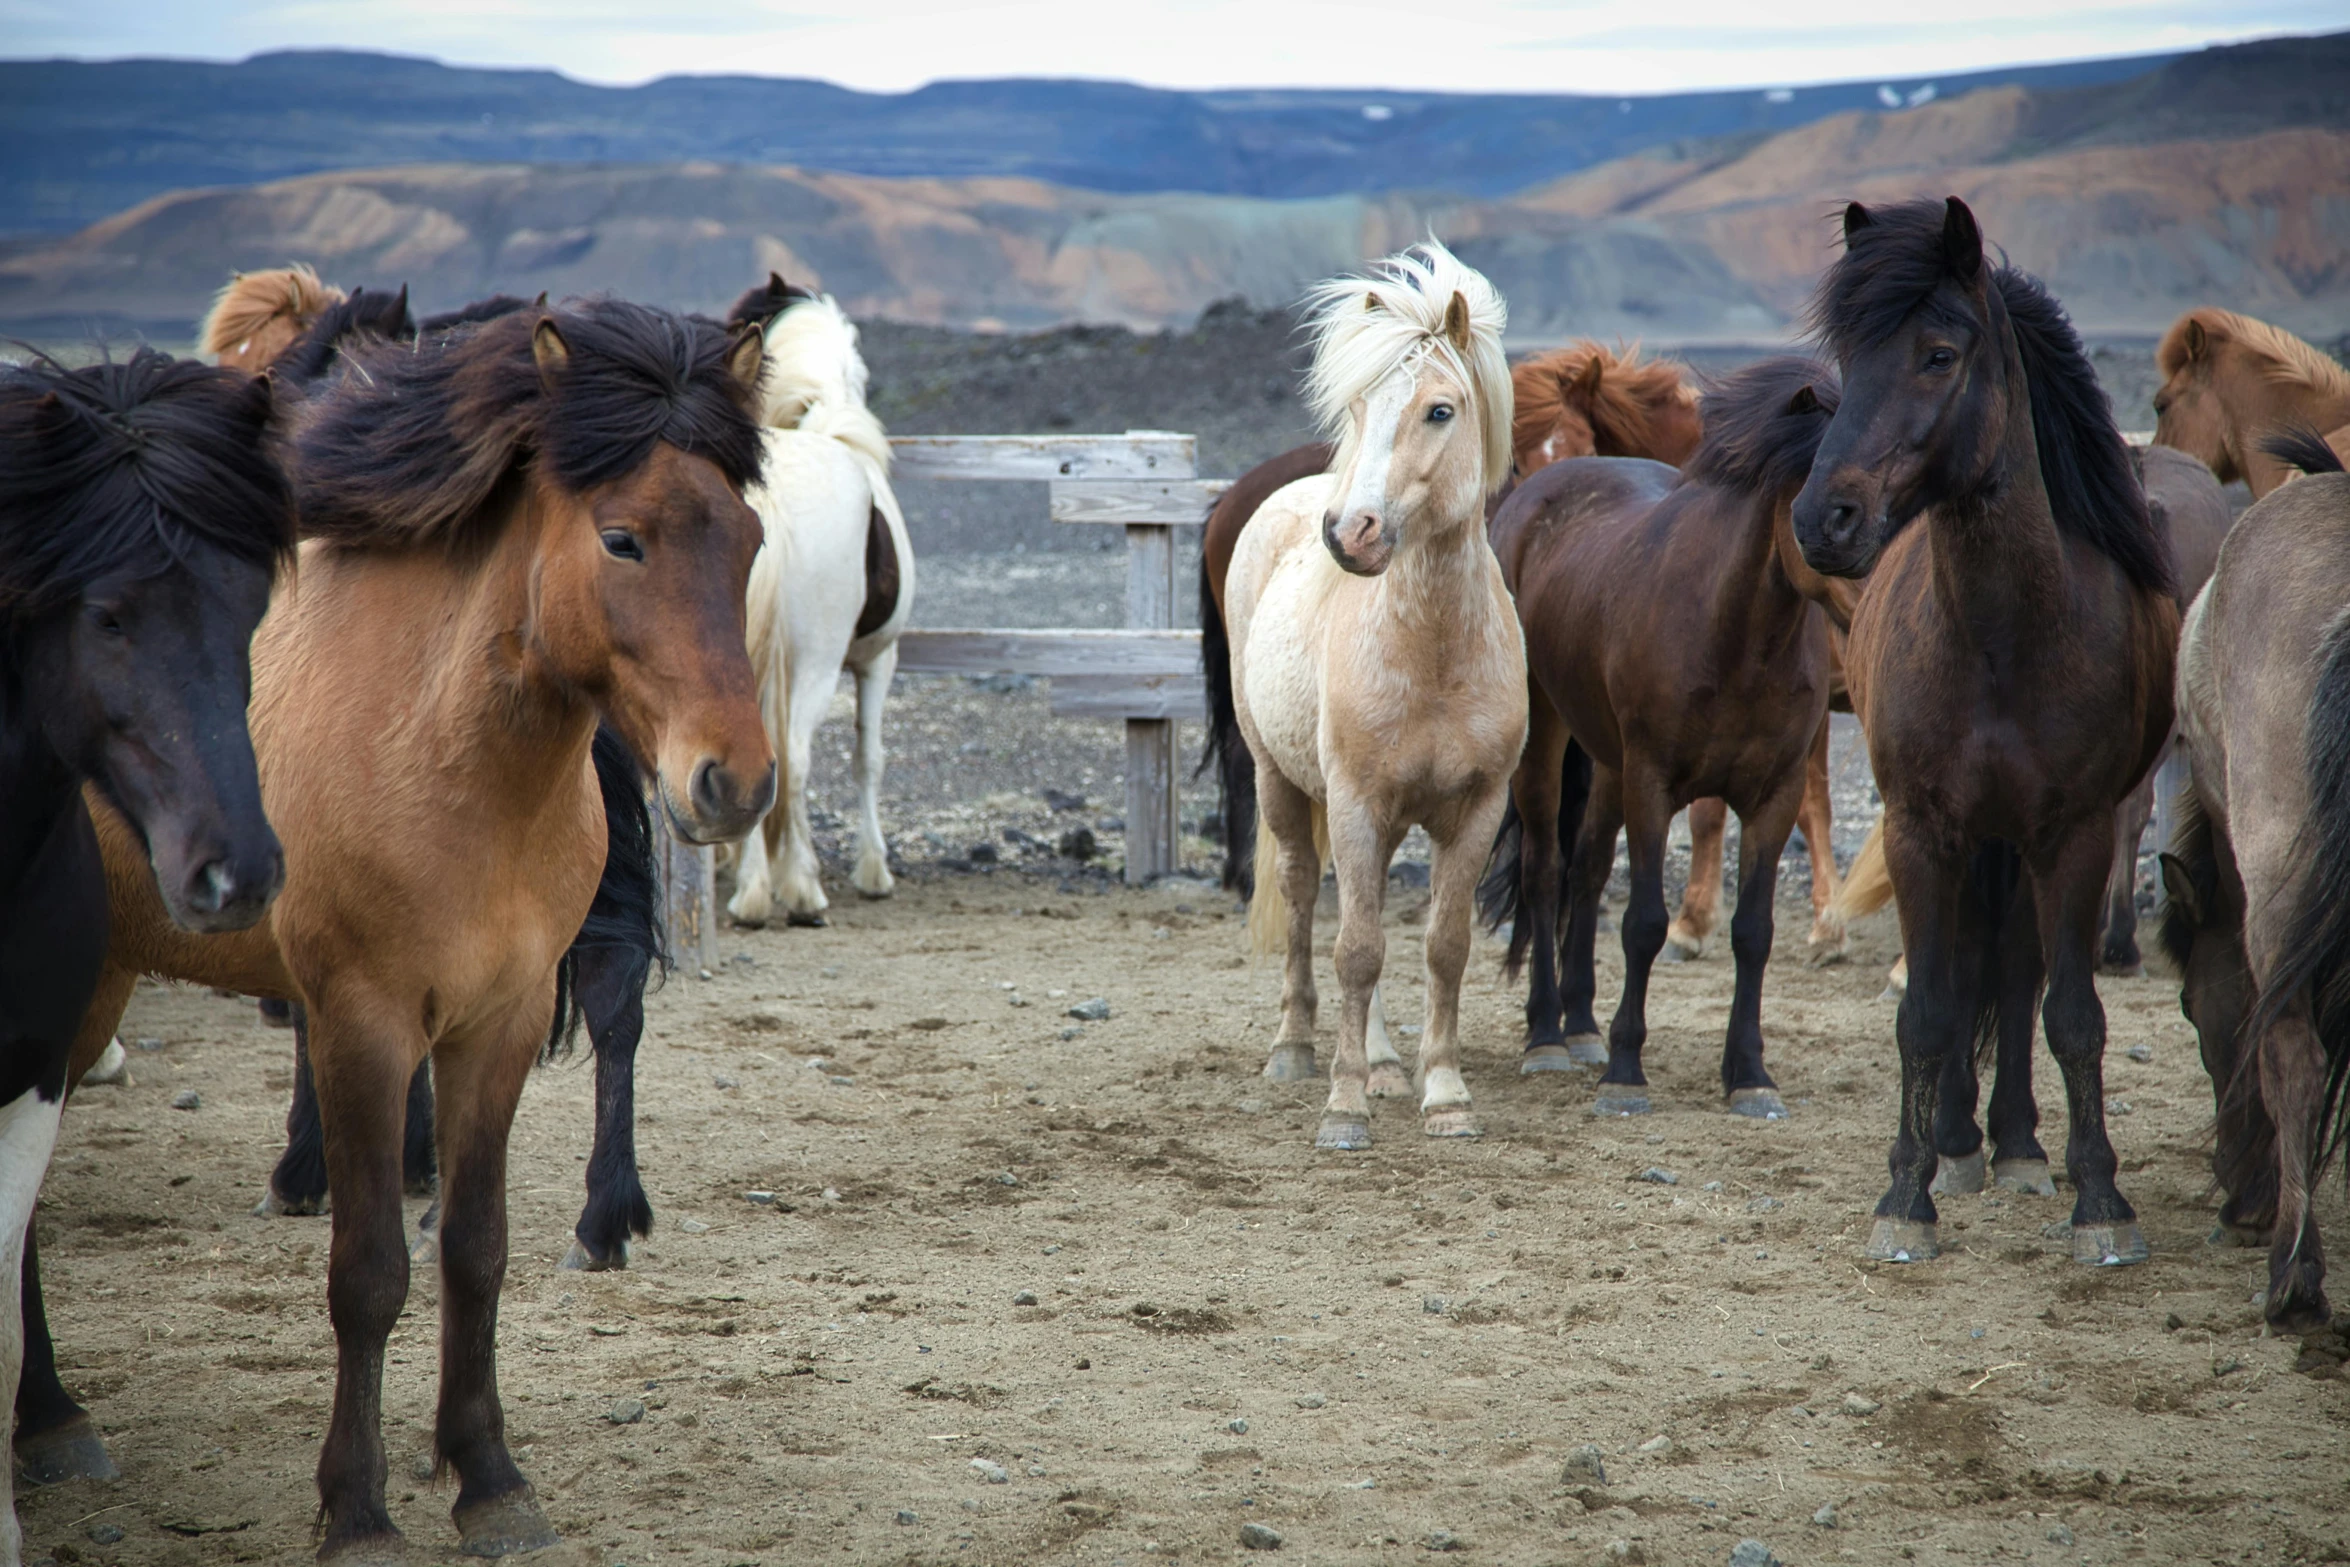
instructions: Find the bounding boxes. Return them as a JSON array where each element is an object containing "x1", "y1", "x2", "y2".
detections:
[
  {"x1": 1123, "y1": 519, "x2": 1180, "y2": 883},
  {"x1": 654, "y1": 810, "x2": 717, "y2": 977}
]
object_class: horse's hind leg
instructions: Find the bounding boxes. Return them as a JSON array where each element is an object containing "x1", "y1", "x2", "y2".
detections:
[
  {"x1": 2034, "y1": 823, "x2": 2147, "y2": 1266},
  {"x1": 2257, "y1": 1012, "x2": 2332, "y2": 1329},
  {"x1": 265, "y1": 1007, "x2": 433, "y2": 1216},
  {"x1": 1985, "y1": 887, "x2": 2055, "y2": 1196},
  {"x1": 1720, "y1": 780, "x2": 1799, "y2": 1119},
  {"x1": 2101, "y1": 770, "x2": 2157, "y2": 976},
  {"x1": 430, "y1": 1013, "x2": 559, "y2": 1556},
  {"x1": 1561, "y1": 766, "x2": 1624, "y2": 1070},
  {"x1": 563, "y1": 944, "x2": 655, "y2": 1272},
  {"x1": 1663, "y1": 797, "x2": 1726, "y2": 962},
  {"x1": 775, "y1": 662, "x2": 845, "y2": 926},
  {"x1": 1419, "y1": 784, "x2": 1510, "y2": 1137},
  {"x1": 1596, "y1": 766, "x2": 1673, "y2": 1116},
  {"x1": 1511, "y1": 703, "x2": 1573, "y2": 1070},
  {"x1": 1799, "y1": 719, "x2": 1849, "y2": 961},
  {"x1": 1258, "y1": 767, "x2": 1323, "y2": 1086},
  {"x1": 1364, "y1": 986, "x2": 1410, "y2": 1099},
  {"x1": 847, "y1": 644, "x2": 898, "y2": 899}
]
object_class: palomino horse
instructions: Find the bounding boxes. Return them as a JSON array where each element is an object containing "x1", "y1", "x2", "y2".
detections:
[
  {"x1": 61, "y1": 300, "x2": 774, "y2": 1561},
  {"x1": 1226, "y1": 241, "x2": 1524, "y2": 1149},
  {"x1": 719, "y1": 272, "x2": 915, "y2": 928},
  {"x1": 2161, "y1": 432, "x2": 2350, "y2": 1330},
  {"x1": 1479, "y1": 357, "x2": 1838, "y2": 1116},
  {"x1": 1795, "y1": 197, "x2": 2177, "y2": 1266},
  {"x1": 1828, "y1": 442, "x2": 2231, "y2": 992},
  {"x1": 2154, "y1": 309, "x2": 2350, "y2": 498},
  {"x1": 0, "y1": 350, "x2": 292, "y2": 1535}
]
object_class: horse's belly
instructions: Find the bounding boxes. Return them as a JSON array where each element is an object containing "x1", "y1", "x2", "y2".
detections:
[{"x1": 1240, "y1": 576, "x2": 1327, "y2": 799}]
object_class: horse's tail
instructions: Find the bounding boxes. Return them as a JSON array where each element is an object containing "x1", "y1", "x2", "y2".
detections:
[
  {"x1": 1834, "y1": 816, "x2": 1897, "y2": 925},
  {"x1": 1247, "y1": 800, "x2": 1329, "y2": 957},
  {"x1": 2246, "y1": 605, "x2": 2350, "y2": 1167},
  {"x1": 1198, "y1": 548, "x2": 1257, "y2": 894},
  {"x1": 547, "y1": 724, "x2": 671, "y2": 1062},
  {"x1": 2260, "y1": 426, "x2": 2348, "y2": 477},
  {"x1": 1475, "y1": 740, "x2": 1594, "y2": 981}
]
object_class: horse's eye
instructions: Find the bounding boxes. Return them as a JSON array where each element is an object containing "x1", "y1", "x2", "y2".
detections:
[
  {"x1": 2153, "y1": 391, "x2": 2172, "y2": 416},
  {"x1": 1427, "y1": 404, "x2": 1454, "y2": 423},
  {"x1": 601, "y1": 529, "x2": 645, "y2": 562},
  {"x1": 1924, "y1": 347, "x2": 1957, "y2": 373},
  {"x1": 87, "y1": 605, "x2": 125, "y2": 638}
]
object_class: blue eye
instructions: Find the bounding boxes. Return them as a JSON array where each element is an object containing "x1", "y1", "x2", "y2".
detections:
[
  {"x1": 1427, "y1": 404, "x2": 1454, "y2": 423},
  {"x1": 601, "y1": 529, "x2": 644, "y2": 562}
]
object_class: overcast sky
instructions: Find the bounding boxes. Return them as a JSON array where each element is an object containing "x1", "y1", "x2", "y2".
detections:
[{"x1": 2, "y1": 1, "x2": 2337, "y2": 93}]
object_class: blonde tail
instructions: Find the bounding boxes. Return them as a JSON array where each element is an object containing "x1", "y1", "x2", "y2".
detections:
[
  {"x1": 1833, "y1": 815, "x2": 1896, "y2": 924},
  {"x1": 1246, "y1": 800, "x2": 1329, "y2": 957}
]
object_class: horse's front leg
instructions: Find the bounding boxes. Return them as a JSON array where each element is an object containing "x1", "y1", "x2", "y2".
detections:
[
  {"x1": 1420, "y1": 782, "x2": 1511, "y2": 1137},
  {"x1": 1317, "y1": 791, "x2": 1401, "y2": 1150},
  {"x1": 1721, "y1": 774, "x2": 1800, "y2": 1119},
  {"x1": 773, "y1": 665, "x2": 837, "y2": 926},
  {"x1": 563, "y1": 942, "x2": 655, "y2": 1272},
  {"x1": 1664, "y1": 797, "x2": 1727, "y2": 962},
  {"x1": 432, "y1": 1007, "x2": 561, "y2": 1556},
  {"x1": 1257, "y1": 767, "x2": 1322, "y2": 1084},
  {"x1": 310, "y1": 999, "x2": 431, "y2": 1561},
  {"x1": 2032, "y1": 822, "x2": 2147, "y2": 1267},
  {"x1": 848, "y1": 644, "x2": 899, "y2": 899},
  {"x1": 1597, "y1": 766, "x2": 1673, "y2": 1116},
  {"x1": 1868, "y1": 818, "x2": 1974, "y2": 1262},
  {"x1": 2101, "y1": 766, "x2": 2157, "y2": 976}
]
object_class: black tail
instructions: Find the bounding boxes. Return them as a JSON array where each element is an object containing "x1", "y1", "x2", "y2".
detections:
[
  {"x1": 2246, "y1": 609, "x2": 2350, "y2": 1168},
  {"x1": 548, "y1": 724, "x2": 670, "y2": 1061},
  {"x1": 1198, "y1": 548, "x2": 1257, "y2": 895},
  {"x1": 1964, "y1": 840, "x2": 2028, "y2": 1067},
  {"x1": 2261, "y1": 427, "x2": 2347, "y2": 477},
  {"x1": 1476, "y1": 740, "x2": 1594, "y2": 980}
]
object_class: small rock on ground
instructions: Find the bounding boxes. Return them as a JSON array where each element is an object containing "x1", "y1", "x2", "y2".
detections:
[
  {"x1": 88, "y1": 1522, "x2": 126, "y2": 1544},
  {"x1": 607, "y1": 1397, "x2": 646, "y2": 1425},
  {"x1": 1426, "y1": 1530, "x2": 1465, "y2": 1551},
  {"x1": 1066, "y1": 996, "x2": 1112, "y2": 1021},
  {"x1": 2048, "y1": 1524, "x2": 2075, "y2": 1546},
  {"x1": 895, "y1": 1510, "x2": 918, "y2": 1526},
  {"x1": 170, "y1": 1089, "x2": 201, "y2": 1110},
  {"x1": 969, "y1": 1458, "x2": 1009, "y2": 1484},
  {"x1": 1227, "y1": 1417, "x2": 1249, "y2": 1434},
  {"x1": 1812, "y1": 1502, "x2": 1839, "y2": 1528},
  {"x1": 1637, "y1": 1434, "x2": 1673, "y2": 1454},
  {"x1": 1563, "y1": 1444, "x2": 1607, "y2": 1484},
  {"x1": 1841, "y1": 1392, "x2": 1881, "y2": 1415},
  {"x1": 1634, "y1": 1167, "x2": 1678, "y2": 1185},
  {"x1": 1240, "y1": 1521, "x2": 1284, "y2": 1550},
  {"x1": 1294, "y1": 1392, "x2": 1327, "y2": 1409},
  {"x1": 1728, "y1": 1541, "x2": 1781, "y2": 1567},
  {"x1": 1013, "y1": 1289, "x2": 1038, "y2": 1306},
  {"x1": 1606, "y1": 1542, "x2": 1645, "y2": 1564}
]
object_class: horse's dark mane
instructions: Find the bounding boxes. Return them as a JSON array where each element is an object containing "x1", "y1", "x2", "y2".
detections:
[
  {"x1": 420, "y1": 294, "x2": 540, "y2": 336},
  {"x1": 1685, "y1": 356, "x2": 1839, "y2": 497},
  {"x1": 1809, "y1": 198, "x2": 2174, "y2": 597},
  {"x1": 0, "y1": 349, "x2": 293, "y2": 617},
  {"x1": 296, "y1": 298, "x2": 764, "y2": 550},
  {"x1": 2262, "y1": 427, "x2": 2348, "y2": 476},
  {"x1": 725, "y1": 272, "x2": 821, "y2": 332},
  {"x1": 272, "y1": 285, "x2": 417, "y2": 386}
]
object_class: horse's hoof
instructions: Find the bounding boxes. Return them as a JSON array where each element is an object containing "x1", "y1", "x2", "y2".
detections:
[
  {"x1": 410, "y1": 1231, "x2": 440, "y2": 1267},
  {"x1": 1315, "y1": 1113, "x2": 1372, "y2": 1152},
  {"x1": 1806, "y1": 943, "x2": 1850, "y2": 970},
  {"x1": 1520, "y1": 1044, "x2": 1584, "y2": 1075},
  {"x1": 1367, "y1": 1062, "x2": 1413, "y2": 1098},
  {"x1": 1864, "y1": 1218, "x2": 1940, "y2": 1263},
  {"x1": 1591, "y1": 1087, "x2": 1651, "y2": 1117},
  {"x1": 2073, "y1": 1223, "x2": 2149, "y2": 1267},
  {"x1": 1659, "y1": 937, "x2": 1705, "y2": 964},
  {"x1": 1422, "y1": 1106, "x2": 1481, "y2": 1139},
  {"x1": 80, "y1": 1038, "x2": 131, "y2": 1087},
  {"x1": 1727, "y1": 1087, "x2": 1788, "y2": 1121},
  {"x1": 253, "y1": 1187, "x2": 327, "y2": 1218},
  {"x1": 1931, "y1": 1150, "x2": 1987, "y2": 1196},
  {"x1": 560, "y1": 1238, "x2": 627, "y2": 1273},
  {"x1": 1264, "y1": 1043, "x2": 1320, "y2": 1082},
  {"x1": 1565, "y1": 1033, "x2": 1608, "y2": 1067},
  {"x1": 1993, "y1": 1159, "x2": 2057, "y2": 1197},
  {"x1": 454, "y1": 1488, "x2": 560, "y2": 1557},
  {"x1": 2208, "y1": 1223, "x2": 2268, "y2": 1250},
  {"x1": 14, "y1": 1415, "x2": 119, "y2": 1486},
  {"x1": 852, "y1": 867, "x2": 895, "y2": 900}
]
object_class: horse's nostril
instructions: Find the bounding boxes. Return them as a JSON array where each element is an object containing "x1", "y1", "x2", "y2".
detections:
[{"x1": 187, "y1": 859, "x2": 233, "y2": 913}]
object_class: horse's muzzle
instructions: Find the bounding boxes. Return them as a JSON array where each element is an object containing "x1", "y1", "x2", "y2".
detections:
[
  {"x1": 670, "y1": 758, "x2": 778, "y2": 845},
  {"x1": 1323, "y1": 509, "x2": 1395, "y2": 577}
]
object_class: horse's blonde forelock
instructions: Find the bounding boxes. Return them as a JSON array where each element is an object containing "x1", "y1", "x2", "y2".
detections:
[{"x1": 1303, "y1": 241, "x2": 1512, "y2": 493}]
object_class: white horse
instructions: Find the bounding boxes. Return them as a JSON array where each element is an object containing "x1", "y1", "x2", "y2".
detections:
[
  {"x1": 723, "y1": 278, "x2": 915, "y2": 927},
  {"x1": 1227, "y1": 242, "x2": 1526, "y2": 1149}
]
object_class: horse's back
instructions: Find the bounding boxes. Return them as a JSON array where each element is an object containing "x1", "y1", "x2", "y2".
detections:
[
  {"x1": 1204, "y1": 444, "x2": 1335, "y2": 617},
  {"x1": 2141, "y1": 443, "x2": 2233, "y2": 604},
  {"x1": 747, "y1": 430, "x2": 877, "y2": 665},
  {"x1": 1227, "y1": 476, "x2": 1339, "y2": 794},
  {"x1": 1485, "y1": 456, "x2": 1678, "y2": 593}
]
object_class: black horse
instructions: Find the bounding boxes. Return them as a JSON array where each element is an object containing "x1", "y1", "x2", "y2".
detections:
[{"x1": 1, "y1": 349, "x2": 292, "y2": 1496}]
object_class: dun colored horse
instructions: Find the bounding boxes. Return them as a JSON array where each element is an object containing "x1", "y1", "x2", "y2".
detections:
[
  {"x1": 1479, "y1": 357, "x2": 1839, "y2": 1116},
  {"x1": 61, "y1": 300, "x2": 774, "y2": 1561},
  {"x1": 2154, "y1": 309, "x2": 2350, "y2": 497},
  {"x1": 1794, "y1": 197, "x2": 2177, "y2": 1266},
  {"x1": 0, "y1": 350, "x2": 293, "y2": 1538},
  {"x1": 1226, "y1": 241, "x2": 1524, "y2": 1148},
  {"x1": 2161, "y1": 432, "x2": 2350, "y2": 1330}
]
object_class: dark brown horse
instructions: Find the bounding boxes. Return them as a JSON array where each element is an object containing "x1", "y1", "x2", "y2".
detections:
[
  {"x1": 1478, "y1": 356, "x2": 1840, "y2": 1116},
  {"x1": 1793, "y1": 197, "x2": 2177, "y2": 1266},
  {"x1": 63, "y1": 300, "x2": 773, "y2": 1561},
  {"x1": 2162, "y1": 432, "x2": 2350, "y2": 1329}
]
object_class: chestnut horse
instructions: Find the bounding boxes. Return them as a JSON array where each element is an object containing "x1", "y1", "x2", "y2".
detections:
[
  {"x1": 0, "y1": 351, "x2": 292, "y2": 1546},
  {"x1": 2161, "y1": 432, "x2": 2350, "y2": 1330},
  {"x1": 1227, "y1": 241, "x2": 1524, "y2": 1149},
  {"x1": 2154, "y1": 309, "x2": 2350, "y2": 498},
  {"x1": 61, "y1": 300, "x2": 774, "y2": 1561},
  {"x1": 199, "y1": 263, "x2": 345, "y2": 372},
  {"x1": 1478, "y1": 357, "x2": 1839, "y2": 1116},
  {"x1": 1794, "y1": 197, "x2": 2176, "y2": 1267}
]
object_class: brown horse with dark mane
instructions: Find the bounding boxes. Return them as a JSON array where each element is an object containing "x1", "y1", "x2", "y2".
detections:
[
  {"x1": 61, "y1": 299, "x2": 774, "y2": 1561},
  {"x1": 1476, "y1": 356, "x2": 1839, "y2": 1115},
  {"x1": 1793, "y1": 197, "x2": 2177, "y2": 1266}
]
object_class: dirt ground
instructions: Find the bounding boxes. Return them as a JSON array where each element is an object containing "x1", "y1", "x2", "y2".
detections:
[{"x1": 24, "y1": 856, "x2": 2349, "y2": 1567}]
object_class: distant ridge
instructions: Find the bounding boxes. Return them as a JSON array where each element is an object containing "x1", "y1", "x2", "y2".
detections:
[{"x1": 0, "y1": 43, "x2": 2199, "y2": 233}]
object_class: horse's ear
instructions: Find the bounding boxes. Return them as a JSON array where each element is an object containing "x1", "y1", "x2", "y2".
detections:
[
  {"x1": 533, "y1": 291, "x2": 549, "y2": 308},
  {"x1": 1842, "y1": 201, "x2": 1872, "y2": 240},
  {"x1": 1363, "y1": 290, "x2": 1385, "y2": 314},
  {"x1": 2158, "y1": 852, "x2": 2205, "y2": 929},
  {"x1": 1442, "y1": 291, "x2": 1472, "y2": 351},
  {"x1": 2181, "y1": 317, "x2": 2208, "y2": 363},
  {"x1": 532, "y1": 318, "x2": 571, "y2": 387},
  {"x1": 1573, "y1": 354, "x2": 1604, "y2": 398},
  {"x1": 726, "y1": 322, "x2": 766, "y2": 393},
  {"x1": 768, "y1": 271, "x2": 789, "y2": 297},
  {"x1": 1787, "y1": 383, "x2": 1822, "y2": 416},
  {"x1": 1941, "y1": 196, "x2": 1983, "y2": 285}
]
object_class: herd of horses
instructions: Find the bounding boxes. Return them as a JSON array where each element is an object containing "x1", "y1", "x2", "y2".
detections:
[{"x1": 2, "y1": 196, "x2": 2347, "y2": 1561}]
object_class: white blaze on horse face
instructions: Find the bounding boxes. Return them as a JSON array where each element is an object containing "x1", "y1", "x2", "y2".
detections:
[
  {"x1": 1328, "y1": 368, "x2": 1416, "y2": 572},
  {"x1": 0, "y1": 1086, "x2": 65, "y2": 1564}
]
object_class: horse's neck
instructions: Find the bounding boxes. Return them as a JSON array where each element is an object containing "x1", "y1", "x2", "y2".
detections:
[
  {"x1": 1381, "y1": 514, "x2": 1502, "y2": 640},
  {"x1": 2233, "y1": 361, "x2": 2350, "y2": 497},
  {"x1": 0, "y1": 685, "x2": 78, "y2": 892},
  {"x1": 1926, "y1": 357, "x2": 2069, "y2": 642}
]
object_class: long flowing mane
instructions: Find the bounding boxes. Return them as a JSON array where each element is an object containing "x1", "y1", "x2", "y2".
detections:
[
  {"x1": 1511, "y1": 342, "x2": 1695, "y2": 462},
  {"x1": 2157, "y1": 307, "x2": 2350, "y2": 399},
  {"x1": 295, "y1": 298, "x2": 765, "y2": 550},
  {"x1": 0, "y1": 350, "x2": 294, "y2": 617},
  {"x1": 1809, "y1": 199, "x2": 2173, "y2": 597},
  {"x1": 199, "y1": 265, "x2": 342, "y2": 361},
  {"x1": 746, "y1": 292, "x2": 890, "y2": 473},
  {"x1": 1304, "y1": 241, "x2": 1512, "y2": 495},
  {"x1": 1684, "y1": 356, "x2": 1840, "y2": 497}
]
